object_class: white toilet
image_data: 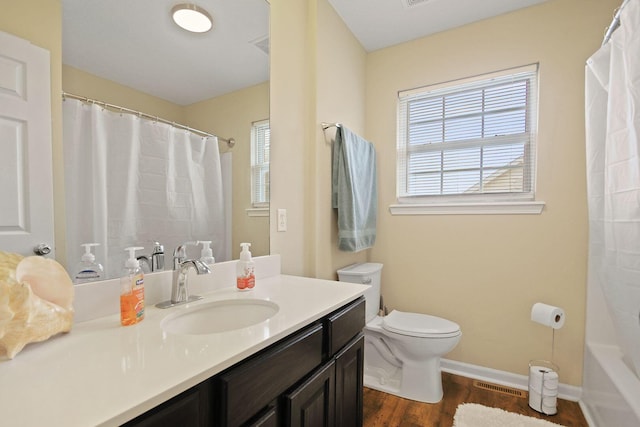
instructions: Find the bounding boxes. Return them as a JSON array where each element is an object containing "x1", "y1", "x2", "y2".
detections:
[{"x1": 337, "y1": 262, "x2": 461, "y2": 403}]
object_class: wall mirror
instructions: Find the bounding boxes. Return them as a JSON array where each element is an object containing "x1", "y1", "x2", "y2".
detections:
[{"x1": 62, "y1": 0, "x2": 270, "y2": 279}]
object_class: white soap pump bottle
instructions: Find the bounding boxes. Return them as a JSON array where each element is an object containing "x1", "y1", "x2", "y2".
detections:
[
  {"x1": 74, "y1": 243, "x2": 104, "y2": 284},
  {"x1": 198, "y1": 240, "x2": 215, "y2": 266},
  {"x1": 236, "y1": 243, "x2": 255, "y2": 291}
]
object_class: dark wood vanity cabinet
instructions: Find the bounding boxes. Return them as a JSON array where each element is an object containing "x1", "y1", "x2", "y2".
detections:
[
  {"x1": 334, "y1": 334, "x2": 365, "y2": 427},
  {"x1": 214, "y1": 323, "x2": 325, "y2": 426},
  {"x1": 122, "y1": 297, "x2": 365, "y2": 427},
  {"x1": 284, "y1": 334, "x2": 364, "y2": 427},
  {"x1": 285, "y1": 357, "x2": 336, "y2": 427},
  {"x1": 121, "y1": 380, "x2": 211, "y2": 427},
  {"x1": 215, "y1": 296, "x2": 365, "y2": 427}
]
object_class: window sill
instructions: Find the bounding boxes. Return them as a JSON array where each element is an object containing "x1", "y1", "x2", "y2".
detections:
[
  {"x1": 246, "y1": 207, "x2": 269, "y2": 217},
  {"x1": 389, "y1": 201, "x2": 545, "y2": 215}
]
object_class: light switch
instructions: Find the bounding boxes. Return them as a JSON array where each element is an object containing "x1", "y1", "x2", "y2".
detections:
[{"x1": 277, "y1": 208, "x2": 287, "y2": 232}]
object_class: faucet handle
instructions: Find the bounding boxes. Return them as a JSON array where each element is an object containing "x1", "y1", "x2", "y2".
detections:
[
  {"x1": 150, "y1": 241, "x2": 165, "y2": 272},
  {"x1": 173, "y1": 241, "x2": 198, "y2": 270},
  {"x1": 173, "y1": 241, "x2": 197, "y2": 256},
  {"x1": 151, "y1": 241, "x2": 164, "y2": 255}
]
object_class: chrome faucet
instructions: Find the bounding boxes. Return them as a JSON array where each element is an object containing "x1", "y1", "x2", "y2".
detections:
[
  {"x1": 137, "y1": 255, "x2": 152, "y2": 272},
  {"x1": 156, "y1": 242, "x2": 211, "y2": 309},
  {"x1": 151, "y1": 241, "x2": 164, "y2": 271},
  {"x1": 137, "y1": 241, "x2": 165, "y2": 273},
  {"x1": 172, "y1": 242, "x2": 192, "y2": 270}
]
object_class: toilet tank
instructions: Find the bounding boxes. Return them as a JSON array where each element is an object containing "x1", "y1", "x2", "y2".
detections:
[{"x1": 337, "y1": 263, "x2": 383, "y2": 322}]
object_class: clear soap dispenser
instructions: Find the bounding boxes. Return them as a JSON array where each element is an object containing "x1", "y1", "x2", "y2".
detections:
[
  {"x1": 198, "y1": 240, "x2": 215, "y2": 266},
  {"x1": 236, "y1": 243, "x2": 255, "y2": 291},
  {"x1": 120, "y1": 246, "x2": 145, "y2": 326},
  {"x1": 74, "y1": 243, "x2": 104, "y2": 284}
]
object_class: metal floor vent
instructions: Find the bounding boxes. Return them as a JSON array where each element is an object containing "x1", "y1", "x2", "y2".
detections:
[{"x1": 472, "y1": 380, "x2": 526, "y2": 398}]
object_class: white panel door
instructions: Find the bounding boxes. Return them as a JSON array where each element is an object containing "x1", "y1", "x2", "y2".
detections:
[{"x1": 0, "y1": 31, "x2": 54, "y2": 257}]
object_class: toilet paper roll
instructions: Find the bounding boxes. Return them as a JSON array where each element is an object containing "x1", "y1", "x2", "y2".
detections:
[
  {"x1": 531, "y1": 303, "x2": 565, "y2": 329},
  {"x1": 541, "y1": 403, "x2": 558, "y2": 415},
  {"x1": 528, "y1": 389, "x2": 541, "y2": 411},
  {"x1": 528, "y1": 389, "x2": 558, "y2": 414},
  {"x1": 529, "y1": 365, "x2": 559, "y2": 388}
]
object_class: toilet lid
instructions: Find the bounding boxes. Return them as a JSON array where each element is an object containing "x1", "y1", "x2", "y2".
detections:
[{"x1": 382, "y1": 310, "x2": 461, "y2": 338}]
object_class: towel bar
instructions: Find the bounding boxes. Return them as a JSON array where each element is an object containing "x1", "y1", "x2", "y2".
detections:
[{"x1": 321, "y1": 122, "x2": 342, "y2": 130}]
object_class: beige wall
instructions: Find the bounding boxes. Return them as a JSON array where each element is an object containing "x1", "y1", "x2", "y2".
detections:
[
  {"x1": 313, "y1": 0, "x2": 369, "y2": 279},
  {"x1": 0, "y1": 0, "x2": 64, "y2": 262},
  {"x1": 185, "y1": 82, "x2": 270, "y2": 257},
  {"x1": 271, "y1": 0, "x2": 619, "y2": 386},
  {"x1": 364, "y1": 0, "x2": 617, "y2": 386},
  {"x1": 62, "y1": 65, "x2": 185, "y2": 123},
  {"x1": 270, "y1": 0, "x2": 313, "y2": 275},
  {"x1": 270, "y1": 0, "x2": 370, "y2": 277}
]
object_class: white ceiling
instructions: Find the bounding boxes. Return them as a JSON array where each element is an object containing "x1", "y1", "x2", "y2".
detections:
[
  {"x1": 62, "y1": 0, "x2": 270, "y2": 106},
  {"x1": 62, "y1": 0, "x2": 549, "y2": 106},
  {"x1": 328, "y1": 0, "x2": 550, "y2": 52}
]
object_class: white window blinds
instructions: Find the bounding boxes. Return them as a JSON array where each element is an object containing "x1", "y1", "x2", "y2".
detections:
[
  {"x1": 397, "y1": 64, "x2": 538, "y2": 203},
  {"x1": 251, "y1": 119, "x2": 270, "y2": 207}
]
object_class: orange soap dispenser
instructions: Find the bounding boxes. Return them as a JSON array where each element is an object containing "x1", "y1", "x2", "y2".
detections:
[{"x1": 120, "y1": 246, "x2": 145, "y2": 326}]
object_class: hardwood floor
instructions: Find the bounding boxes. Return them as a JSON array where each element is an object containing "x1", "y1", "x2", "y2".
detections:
[{"x1": 363, "y1": 372, "x2": 589, "y2": 427}]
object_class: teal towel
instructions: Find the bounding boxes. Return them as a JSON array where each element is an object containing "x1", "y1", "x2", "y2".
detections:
[{"x1": 332, "y1": 126, "x2": 377, "y2": 252}]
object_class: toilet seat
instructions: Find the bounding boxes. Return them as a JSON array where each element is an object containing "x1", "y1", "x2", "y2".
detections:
[{"x1": 382, "y1": 310, "x2": 461, "y2": 338}]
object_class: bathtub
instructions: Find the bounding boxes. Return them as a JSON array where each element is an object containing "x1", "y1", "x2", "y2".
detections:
[{"x1": 581, "y1": 343, "x2": 640, "y2": 427}]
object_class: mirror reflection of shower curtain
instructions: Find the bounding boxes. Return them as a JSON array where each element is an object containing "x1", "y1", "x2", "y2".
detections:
[
  {"x1": 63, "y1": 98, "x2": 226, "y2": 279},
  {"x1": 585, "y1": 0, "x2": 640, "y2": 378}
]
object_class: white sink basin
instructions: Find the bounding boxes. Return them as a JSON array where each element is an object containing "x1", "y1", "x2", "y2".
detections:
[{"x1": 161, "y1": 299, "x2": 279, "y2": 335}]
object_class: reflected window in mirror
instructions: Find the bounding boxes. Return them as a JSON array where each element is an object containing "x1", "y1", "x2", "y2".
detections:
[{"x1": 251, "y1": 119, "x2": 270, "y2": 208}]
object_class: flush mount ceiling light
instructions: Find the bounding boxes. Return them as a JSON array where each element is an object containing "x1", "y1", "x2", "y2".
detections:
[{"x1": 171, "y1": 4, "x2": 213, "y2": 33}]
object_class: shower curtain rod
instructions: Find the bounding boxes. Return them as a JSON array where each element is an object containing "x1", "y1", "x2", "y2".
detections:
[
  {"x1": 62, "y1": 92, "x2": 236, "y2": 148},
  {"x1": 602, "y1": 0, "x2": 630, "y2": 46}
]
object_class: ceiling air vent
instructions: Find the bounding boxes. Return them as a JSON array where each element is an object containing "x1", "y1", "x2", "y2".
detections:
[
  {"x1": 251, "y1": 36, "x2": 270, "y2": 55},
  {"x1": 402, "y1": 0, "x2": 434, "y2": 8}
]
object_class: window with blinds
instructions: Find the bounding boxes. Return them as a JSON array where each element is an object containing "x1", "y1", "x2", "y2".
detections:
[
  {"x1": 251, "y1": 119, "x2": 270, "y2": 207},
  {"x1": 397, "y1": 65, "x2": 538, "y2": 204}
]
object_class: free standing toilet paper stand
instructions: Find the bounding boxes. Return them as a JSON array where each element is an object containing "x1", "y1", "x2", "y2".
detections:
[{"x1": 528, "y1": 303, "x2": 565, "y2": 415}]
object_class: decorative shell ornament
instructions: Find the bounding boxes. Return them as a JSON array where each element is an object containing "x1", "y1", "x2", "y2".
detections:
[{"x1": 0, "y1": 251, "x2": 74, "y2": 359}]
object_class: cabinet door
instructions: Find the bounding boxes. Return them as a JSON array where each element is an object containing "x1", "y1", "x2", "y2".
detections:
[
  {"x1": 121, "y1": 381, "x2": 210, "y2": 427},
  {"x1": 335, "y1": 334, "x2": 364, "y2": 427},
  {"x1": 285, "y1": 361, "x2": 335, "y2": 427},
  {"x1": 214, "y1": 324, "x2": 323, "y2": 427},
  {"x1": 246, "y1": 405, "x2": 278, "y2": 427}
]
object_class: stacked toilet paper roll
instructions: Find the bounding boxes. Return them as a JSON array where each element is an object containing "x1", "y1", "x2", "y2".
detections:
[{"x1": 528, "y1": 363, "x2": 559, "y2": 415}]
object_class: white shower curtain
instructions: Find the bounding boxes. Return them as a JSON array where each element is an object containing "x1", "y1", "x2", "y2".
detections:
[
  {"x1": 63, "y1": 98, "x2": 225, "y2": 279},
  {"x1": 585, "y1": 0, "x2": 640, "y2": 378}
]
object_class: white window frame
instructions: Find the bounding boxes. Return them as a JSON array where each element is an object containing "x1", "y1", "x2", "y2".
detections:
[
  {"x1": 391, "y1": 64, "x2": 544, "y2": 215},
  {"x1": 248, "y1": 119, "x2": 269, "y2": 217}
]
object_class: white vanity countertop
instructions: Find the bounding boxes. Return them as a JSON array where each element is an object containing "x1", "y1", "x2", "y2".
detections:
[{"x1": 0, "y1": 273, "x2": 367, "y2": 427}]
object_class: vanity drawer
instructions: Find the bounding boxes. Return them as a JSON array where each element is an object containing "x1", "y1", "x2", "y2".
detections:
[
  {"x1": 214, "y1": 323, "x2": 324, "y2": 427},
  {"x1": 325, "y1": 297, "x2": 365, "y2": 357}
]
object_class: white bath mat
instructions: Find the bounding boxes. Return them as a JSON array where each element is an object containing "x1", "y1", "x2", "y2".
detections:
[{"x1": 453, "y1": 403, "x2": 565, "y2": 427}]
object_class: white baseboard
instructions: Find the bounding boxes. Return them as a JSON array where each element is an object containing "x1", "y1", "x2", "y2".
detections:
[
  {"x1": 441, "y1": 358, "x2": 583, "y2": 402},
  {"x1": 578, "y1": 400, "x2": 598, "y2": 427}
]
